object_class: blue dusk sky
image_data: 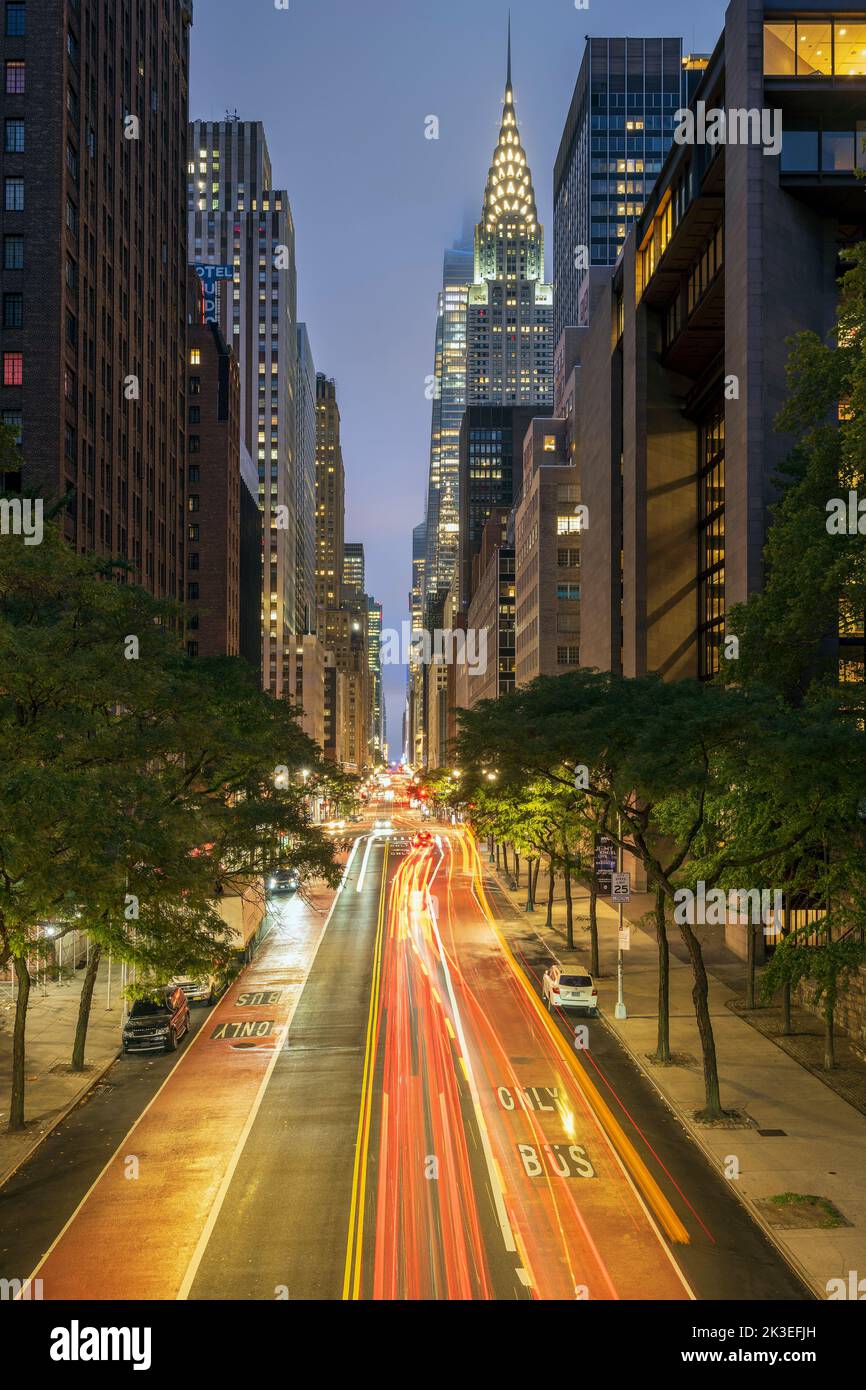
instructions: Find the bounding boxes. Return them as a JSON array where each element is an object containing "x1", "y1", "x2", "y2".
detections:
[{"x1": 191, "y1": 0, "x2": 722, "y2": 748}]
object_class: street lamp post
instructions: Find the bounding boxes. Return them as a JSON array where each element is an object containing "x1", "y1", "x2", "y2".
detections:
[{"x1": 614, "y1": 810, "x2": 627, "y2": 1020}]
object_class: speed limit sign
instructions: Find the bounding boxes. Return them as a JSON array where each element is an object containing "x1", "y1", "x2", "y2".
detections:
[{"x1": 611, "y1": 872, "x2": 631, "y2": 903}]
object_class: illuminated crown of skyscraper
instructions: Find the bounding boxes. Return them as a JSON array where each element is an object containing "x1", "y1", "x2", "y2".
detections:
[{"x1": 481, "y1": 18, "x2": 538, "y2": 233}]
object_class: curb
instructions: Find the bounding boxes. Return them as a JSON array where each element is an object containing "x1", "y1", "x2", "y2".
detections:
[
  {"x1": 482, "y1": 862, "x2": 825, "y2": 1302},
  {"x1": 0, "y1": 1048, "x2": 120, "y2": 1194}
]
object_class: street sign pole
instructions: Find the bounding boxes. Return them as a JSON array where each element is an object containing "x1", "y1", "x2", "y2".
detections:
[{"x1": 615, "y1": 812, "x2": 627, "y2": 1020}]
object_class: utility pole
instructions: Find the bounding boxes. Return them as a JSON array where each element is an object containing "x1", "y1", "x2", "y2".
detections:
[{"x1": 614, "y1": 811, "x2": 627, "y2": 1020}]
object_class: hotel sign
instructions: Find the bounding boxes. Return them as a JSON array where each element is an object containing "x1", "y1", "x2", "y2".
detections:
[{"x1": 194, "y1": 264, "x2": 234, "y2": 323}]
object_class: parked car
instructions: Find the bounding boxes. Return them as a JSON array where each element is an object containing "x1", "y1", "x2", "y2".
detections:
[
  {"x1": 123, "y1": 987, "x2": 190, "y2": 1053},
  {"x1": 541, "y1": 963, "x2": 599, "y2": 1016},
  {"x1": 170, "y1": 972, "x2": 226, "y2": 1006},
  {"x1": 268, "y1": 867, "x2": 300, "y2": 893}
]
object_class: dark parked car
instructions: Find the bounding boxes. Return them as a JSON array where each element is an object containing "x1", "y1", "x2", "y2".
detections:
[
  {"x1": 268, "y1": 867, "x2": 300, "y2": 894},
  {"x1": 123, "y1": 987, "x2": 190, "y2": 1053}
]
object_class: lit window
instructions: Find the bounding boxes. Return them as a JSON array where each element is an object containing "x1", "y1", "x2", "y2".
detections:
[
  {"x1": 3, "y1": 351, "x2": 23, "y2": 386},
  {"x1": 189, "y1": 349, "x2": 201, "y2": 365},
  {"x1": 5, "y1": 60, "x2": 24, "y2": 93}
]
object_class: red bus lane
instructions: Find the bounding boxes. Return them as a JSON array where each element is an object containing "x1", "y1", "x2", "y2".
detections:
[
  {"x1": 21, "y1": 884, "x2": 336, "y2": 1302},
  {"x1": 432, "y1": 830, "x2": 692, "y2": 1301}
]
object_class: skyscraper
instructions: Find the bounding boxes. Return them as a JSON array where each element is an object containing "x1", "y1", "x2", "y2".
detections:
[
  {"x1": 423, "y1": 244, "x2": 473, "y2": 601},
  {"x1": 295, "y1": 323, "x2": 317, "y2": 634},
  {"x1": 315, "y1": 373, "x2": 345, "y2": 620},
  {"x1": 187, "y1": 119, "x2": 299, "y2": 700},
  {"x1": 1, "y1": 0, "x2": 193, "y2": 597},
  {"x1": 553, "y1": 38, "x2": 706, "y2": 342},
  {"x1": 466, "y1": 27, "x2": 554, "y2": 409},
  {"x1": 343, "y1": 542, "x2": 365, "y2": 599},
  {"x1": 367, "y1": 596, "x2": 384, "y2": 762}
]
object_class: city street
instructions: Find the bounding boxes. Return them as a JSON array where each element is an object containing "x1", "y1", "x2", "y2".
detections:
[{"x1": 1, "y1": 817, "x2": 810, "y2": 1302}]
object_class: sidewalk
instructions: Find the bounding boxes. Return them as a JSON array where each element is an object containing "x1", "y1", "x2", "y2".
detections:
[
  {"x1": 0, "y1": 950, "x2": 122, "y2": 1189},
  {"x1": 485, "y1": 856, "x2": 866, "y2": 1300}
]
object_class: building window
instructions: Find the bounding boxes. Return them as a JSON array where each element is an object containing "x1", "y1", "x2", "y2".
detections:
[
  {"x1": 4, "y1": 177, "x2": 23, "y2": 211},
  {"x1": 187, "y1": 494, "x2": 199, "y2": 513},
  {"x1": 764, "y1": 20, "x2": 866, "y2": 77},
  {"x1": 2, "y1": 293, "x2": 22, "y2": 329},
  {"x1": 187, "y1": 583, "x2": 199, "y2": 601},
  {"x1": 187, "y1": 641, "x2": 199, "y2": 657},
  {"x1": 188, "y1": 436, "x2": 200, "y2": 454},
  {"x1": 5, "y1": 60, "x2": 24, "y2": 94},
  {"x1": 556, "y1": 514, "x2": 584, "y2": 535},
  {"x1": 188, "y1": 552, "x2": 199, "y2": 570},
  {"x1": 698, "y1": 402, "x2": 726, "y2": 681},
  {"x1": 780, "y1": 129, "x2": 819, "y2": 171},
  {"x1": 543, "y1": 434, "x2": 556, "y2": 452},
  {"x1": 188, "y1": 524, "x2": 200, "y2": 541},
  {"x1": 2, "y1": 408, "x2": 22, "y2": 444},
  {"x1": 5, "y1": 4, "x2": 25, "y2": 37},
  {"x1": 3, "y1": 351, "x2": 22, "y2": 386},
  {"x1": 189, "y1": 348, "x2": 201, "y2": 365},
  {"x1": 556, "y1": 583, "x2": 581, "y2": 601},
  {"x1": 3, "y1": 235, "x2": 23, "y2": 269},
  {"x1": 4, "y1": 118, "x2": 23, "y2": 152},
  {"x1": 189, "y1": 375, "x2": 200, "y2": 394},
  {"x1": 188, "y1": 464, "x2": 200, "y2": 482},
  {"x1": 556, "y1": 646, "x2": 580, "y2": 666},
  {"x1": 189, "y1": 405, "x2": 200, "y2": 424}
]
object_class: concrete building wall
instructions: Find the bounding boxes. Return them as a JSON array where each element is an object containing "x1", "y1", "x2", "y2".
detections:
[{"x1": 575, "y1": 281, "x2": 620, "y2": 674}]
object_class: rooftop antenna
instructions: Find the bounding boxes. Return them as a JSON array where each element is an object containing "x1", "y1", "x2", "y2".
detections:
[{"x1": 507, "y1": 11, "x2": 512, "y2": 89}]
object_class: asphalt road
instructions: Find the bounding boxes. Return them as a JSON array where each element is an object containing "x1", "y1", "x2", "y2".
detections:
[
  {"x1": 187, "y1": 834, "x2": 390, "y2": 1300},
  {"x1": 0, "y1": 816, "x2": 813, "y2": 1301}
]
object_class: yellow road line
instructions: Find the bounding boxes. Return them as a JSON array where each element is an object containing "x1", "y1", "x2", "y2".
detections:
[
  {"x1": 466, "y1": 832, "x2": 690, "y2": 1247},
  {"x1": 342, "y1": 839, "x2": 389, "y2": 1299}
]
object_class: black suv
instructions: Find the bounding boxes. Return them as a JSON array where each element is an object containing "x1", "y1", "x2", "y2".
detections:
[{"x1": 123, "y1": 987, "x2": 191, "y2": 1054}]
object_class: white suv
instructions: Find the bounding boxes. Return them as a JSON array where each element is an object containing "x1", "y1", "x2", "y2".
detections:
[{"x1": 542, "y1": 963, "x2": 598, "y2": 1016}]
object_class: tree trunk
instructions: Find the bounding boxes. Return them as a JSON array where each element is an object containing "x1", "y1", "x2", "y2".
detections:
[
  {"x1": 546, "y1": 857, "x2": 555, "y2": 928},
  {"x1": 588, "y1": 883, "x2": 600, "y2": 978},
  {"x1": 71, "y1": 942, "x2": 102, "y2": 1072},
  {"x1": 514, "y1": 853, "x2": 520, "y2": 886},
  {"x1": 524, "y1": 858, "x2": 535, "y2": 912},
  {"x1": 676, "y1": 918, "x2": 723, "y2": 1119},
  {"x1": 824, "y1": 1004, "x2": 836, "y2": 1070},
  {"x1": 745, "y1": 922, "x2": 756, "y2": 1010},
  {"x1": 495, "y1": 843, "x2": 500, "y2": 870},
  {"x1": 652, "y1": 886, "x2": 671, "y2": 1063},
  {"x1": 779, "y1": 901, "x2": 792, "y2": 1035},
  {"x1": 563, "y1": 860, "x2": 574, "y2": 951},
  {"x1": 780, "y1": 982, "x2": 792, "y2": 1036},
  {"x1": 8, "y1": 956, "x2": 30, "y2": 1133},
  {"x1": 532, "y1": 857, "x2": 541, "y2": 906}
]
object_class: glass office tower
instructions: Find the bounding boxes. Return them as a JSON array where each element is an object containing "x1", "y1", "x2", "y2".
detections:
[{"x1": 554, "y1": 38, "x2": 706, "y2": 342}]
